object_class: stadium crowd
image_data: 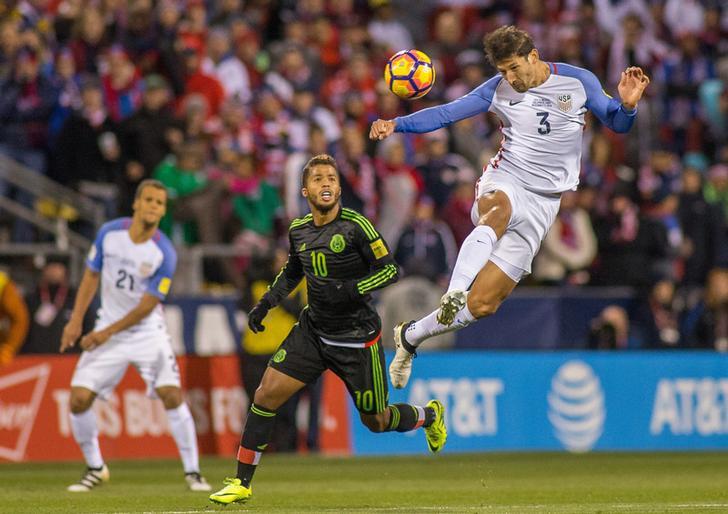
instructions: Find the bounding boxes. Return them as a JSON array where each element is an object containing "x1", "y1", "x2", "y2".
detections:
[{"x1": 0, "y1": 0, "x2": 727, "y2": 353}]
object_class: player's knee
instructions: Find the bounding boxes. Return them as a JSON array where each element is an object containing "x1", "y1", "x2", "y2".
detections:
[
  {"x1": 157, "y1": 387, "x2": 183, "y2": 409},
  {"x1": 69, "y1": 389, "x2": 95, "y2": 414},
  {"x1": 467, "y1": 293, "x2": 501, "y2": 319},
  {"x1": 252, "y1": 385, "x2": 280, "y2": 411},
  {"x1": 360, "y1": 412, "x2": 387, "y2": 433}
]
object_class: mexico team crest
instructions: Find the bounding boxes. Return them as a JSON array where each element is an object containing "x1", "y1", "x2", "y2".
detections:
[
  {"x1": 557, "y1": 94, "x2": 572, "y2": 112},
  {"x1": 330, "y1": 234, "x2": 346, "y2": 253}
]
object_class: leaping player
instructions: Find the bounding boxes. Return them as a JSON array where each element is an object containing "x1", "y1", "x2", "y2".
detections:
[
  {"x1": 60, "y1": 179, "x2": 211, "y2": 493},
  {"x1": 370, "y1": 25, "x2": 649, "y2": 388}
]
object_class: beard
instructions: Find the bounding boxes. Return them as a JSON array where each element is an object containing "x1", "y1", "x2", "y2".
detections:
[{"x1": 309, "y1": 191, "x2": 340, "y2": 214}]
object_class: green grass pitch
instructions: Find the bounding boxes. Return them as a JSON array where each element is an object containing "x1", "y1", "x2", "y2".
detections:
[{"x1": 3, "y1": 452, "x2": 728, "y2": 513}]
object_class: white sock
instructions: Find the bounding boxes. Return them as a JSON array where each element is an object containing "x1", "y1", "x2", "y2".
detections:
[
  {"x1": 406, "y1": 304, "x2": 476, "y2": 347},
  {"x1": 448, "y1": 225, "x2": 498, "y2": 292},
  {"x1": 70, "y1": 410, "x2": 104, "y2": 469},
  {"x1": 166, "y1": 403, "x2": 200, "y2": 474}
]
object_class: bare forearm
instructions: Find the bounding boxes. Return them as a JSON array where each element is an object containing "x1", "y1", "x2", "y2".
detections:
[
  {"x1": 70, "y1": 269, "x2": 99, "y2": 323},
  {"x1": 100, "y1": 296, "x2": 158, "y2": 337}
]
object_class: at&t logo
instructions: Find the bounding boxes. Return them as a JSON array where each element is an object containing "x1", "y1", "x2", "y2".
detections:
[{"x1": 547, "y1": 360, "x2": 605, "y2": 452}]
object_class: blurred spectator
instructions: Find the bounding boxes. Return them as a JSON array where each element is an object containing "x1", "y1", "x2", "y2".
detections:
[
  {"x1": 100, "y1": 45, "x2": 143, "y2": 122},
  {"x1": 685, "y1": 268, "x2": 728, "y2": 351},
  {"x1": 48, "y1": 46, "x2": 82, "y2": 138},
  {"x1": 119, "y1": 73, "x2": 183, "y2": 211},
  {"x1": 153, "y1": 141, "x2": 210, "y2": 243},
  {"x1": 179, "y1": 41, "x2": 226, "y2": 118},
  {"x1": 376, "y1": 136, "x2": 423, "y2": 244},
  {"x1": 533, "y1": 191, "x2": 598, "y2": 285},
  {"x1": 240, "y1": 250, "x2": 307, "y2": 452},
  {"x1": 394, "y1": 195, "x2": 457, "y2": 285},
  {"x1": 68, "y1": 6, "x2": 108, "y2": 73},
  {"x1": 379, "y1": 258, "x2": 454, "y2": 350},
  {"x1": 336, "y1": 124, "x2": 377, "y2": 220},
  {"x1": 202, "y1": 26, "x2": 251, "y2": 104},
  {"x1": 606, "y1": 12, "x2": 667, "y2": 89},
  {"x1": 288, "y1": 87, "x2": 340, "y2": 152},
  {"x1": 415, "y1": 128, "x2": 476, "y2": 210},
  {"x1": 21, "y1": 259, "x2": 91, "y2": 354},
  {"x1": 0, "y1": 270, "x2": 29, "y2": 366},
  {"x1": 588, "y1": 305, "x2": 630, "y2": 350},
  {"x1": 592, "y1": 185, "x2": 669, "y2": 287},
  {"x1": 425, "y1": 9, "x2": 467, "y2": 86},
  {"x1": 230, "y1": 152, "x2": 282, "y2": 241},
  {"x1": 633, "y1": 279, "x2": 682, "y2": 348},
  {"x1": 703, "y1": 164, "x2": 728, "y2": 224},
  {"x1": 441, "y1": 180, "x2": 476, "y2": 247},
  {"x1": 53, "y1": 74, "x2": 122, "y2": 216},
  {"x1": 678, "y1": 163, "x2": 727, "y2": 287},
  {"x1": 367, "y1": 0, "x2": 413, "y2": 53}
]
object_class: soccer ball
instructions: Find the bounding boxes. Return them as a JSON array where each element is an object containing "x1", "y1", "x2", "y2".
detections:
[{"x1": 384, "y1": 49, "x2": 435, "y2": 100}]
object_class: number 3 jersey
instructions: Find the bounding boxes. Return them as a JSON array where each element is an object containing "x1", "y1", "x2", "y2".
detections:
[
  {"x1": 86, "y1": 218, "x2": 177, "y2": 338},
  {"x1": 394, "y1": 62, "x2": 637, "y2": 195},
  {"x1": 263, "y1": 207, "x2": 399, "y2": 342}
]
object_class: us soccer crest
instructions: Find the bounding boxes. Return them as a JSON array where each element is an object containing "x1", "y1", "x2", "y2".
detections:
[
  {"x1": 139, "y1": 262, "x2": 153, "y2": 277},
  {"x1": 557, "y1": 93, "x2": 572, "y2": 112},
  {"x1": 329, "y1": 234, "x2": 345, "y2": 253}
]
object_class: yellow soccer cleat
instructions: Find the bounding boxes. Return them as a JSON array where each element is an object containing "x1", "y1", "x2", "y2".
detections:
[
  {"x1": 209, "y1": 477, "x2": 252, "y2": 505},
  {"x1": 436, "y1": 290, "x2": 468, "y2": 326},
  {"x1": 424, "y1": 400, "x2": 447, "y2": 453}
]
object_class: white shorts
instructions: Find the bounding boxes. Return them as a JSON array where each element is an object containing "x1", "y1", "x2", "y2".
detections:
[
  {"x1": 471, "y1": 168, "x2": 562, "y2": 282},
  {"x1": 71, "y1": 332, "x2": 180, "y2": 399}
]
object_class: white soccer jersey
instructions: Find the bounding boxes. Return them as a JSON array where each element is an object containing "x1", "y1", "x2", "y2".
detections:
[
  {"x1": 86, "y1": 218, "x2": 177, "y2": 339},
  {"x1": 395, "y1": 62, "x2": 637, "y2": 195}
]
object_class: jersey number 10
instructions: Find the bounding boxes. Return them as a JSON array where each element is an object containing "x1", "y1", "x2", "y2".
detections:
[{"x1": 310, "y1": 251, "x2": 328, "y2": 277}]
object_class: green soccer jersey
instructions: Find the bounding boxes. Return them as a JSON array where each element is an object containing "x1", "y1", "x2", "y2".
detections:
[{"x1": 263, "y1": 207, "x2": 399, "y2": 341}]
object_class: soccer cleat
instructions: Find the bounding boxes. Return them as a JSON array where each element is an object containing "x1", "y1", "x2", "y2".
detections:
[
  {"x1": 67, "y1": 464, "x2": 110, "y2": 492},
  {"x1": 424, "y1": 399, "x2": 447, "y2": 453},
  {"x1": 209, "y1": 477, "x2": 252, "y2": 505},
  {"x1": 436, "y1": 290, "x2": 468, "y2": 326},
  {"x1": 389, "y1": 321, "x2": 416, "y2": 389},
  {"x1": 185, "y1": 472, "x2": 212, "y2": 491}
]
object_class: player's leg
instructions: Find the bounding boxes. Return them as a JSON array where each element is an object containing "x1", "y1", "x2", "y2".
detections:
[
  {"x1": 390, "y1": 262, "x2": 518, "y2": 388},
  {"x1": 211, "y1": 320, "x2": 322, "y2": 505},
  {"x1": 327, "y1": 338, "x2": 448, "y2": 453},
  {"x1": 67, "y1": 346, "x2": 127, "y2": 491},
  {"x1": 210, "y1": 368, "x2": 307, "y2": 505},
  {"x1": 155, "y1": 385, "x2": 210, "y2": 491},
  {"x1": 438, "y1": 190, "x2": 511, "y2": 325}
]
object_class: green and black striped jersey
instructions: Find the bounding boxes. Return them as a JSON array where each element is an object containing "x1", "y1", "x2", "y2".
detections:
[{"x1": 262, "y1": 206, "x2": 399, "y2": 341}]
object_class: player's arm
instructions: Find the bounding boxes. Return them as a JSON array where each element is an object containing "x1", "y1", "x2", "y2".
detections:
[
  {"x1": 61, "y1": 223, "x2": 110, "y2": 353},
  {"x1": 79, "y1": 293, "x2": 162, "y2": 351},
  {"x1": 325, "y1": 211, "x2": 399, "y2": 301},
  {"x1": 582, "y1": 67, "x2": 649, "y2": 133},
  {"x1": 60, "y1": 268, "x2": 100, "y2": 352},
  {"x1": 248, "y1": 231, "x2": 305, "y2": 333},
  {"x1": 369, "y1": 75, "x2": 502, "y2": 139}
]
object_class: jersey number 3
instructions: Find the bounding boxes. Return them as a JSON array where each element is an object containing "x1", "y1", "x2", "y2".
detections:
[{"x1": 536, "y1": 111, "x2": 551, "y2": 135}]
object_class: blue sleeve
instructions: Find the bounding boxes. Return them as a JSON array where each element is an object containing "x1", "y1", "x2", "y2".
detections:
[
  {"x1": 85, "y1": 219, "x2": 126, "y2": 272},
  {"x1": 558, "y1": 63, "x2": 636, "y2": 133},
  {"x1": 147, "y1": 235, "x2": 177, "y2": 300},
  {"x1": 394, "y1": 75, "x2": 502, "y2": 133}
]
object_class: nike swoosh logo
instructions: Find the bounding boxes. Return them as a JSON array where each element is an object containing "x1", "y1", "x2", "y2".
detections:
[
  {"x1": 476, "y1": 240, "x2": 489, "y2": 244},
  {"x1": 509, "y1": 100, "x2": 523, "y2": 106}
]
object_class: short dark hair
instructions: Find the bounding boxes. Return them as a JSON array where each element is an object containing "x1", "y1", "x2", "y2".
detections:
[
  {"x1": 302, "y1": 153, "x2": 339, "y2": 187},
  {"x1": 483, "y1": 26, "x2": 535, "y2": 66},
  {"x1": 134, "y1": 178, "x2": 168, "y2": 200}
]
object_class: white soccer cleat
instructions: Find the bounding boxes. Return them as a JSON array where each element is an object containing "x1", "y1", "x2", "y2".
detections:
[
  {"x1": 436, "y1": 290, "x2": 468, "y2": 326},
  {"x1": 185, "y1": 472, "x2": 212, "y2": 491},
  {"x1": 67, "y1": 464, "x2": 110, "y2": 492},
  {"x1": 389, "y1": 321, "x2": 416, "y2": 389}
]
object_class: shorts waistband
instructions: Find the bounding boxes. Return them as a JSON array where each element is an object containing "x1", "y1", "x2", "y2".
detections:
[{"x1": 319, "y1": 332, "x2": 381, "y2": 348}]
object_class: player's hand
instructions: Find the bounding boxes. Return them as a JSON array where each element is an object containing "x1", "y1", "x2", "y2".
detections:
[
  {"x1": 60, "y1": 319, "x2": 83, "y2": 353},
  {"x1": 323, "y1": 280, "x2": 360, "y2": 303},
  {"x1": 79, "y1": 330, "x2": 111, "y2": 352},
  {"x1": 369, "y1": 119, "x2": 396, "y2": 141},
  {"x1": 248, "y1": 298, "x2": 271, "y2": 333},
  {"x1": 618, "y1": 66, "x2": 650, "y2": 110}
]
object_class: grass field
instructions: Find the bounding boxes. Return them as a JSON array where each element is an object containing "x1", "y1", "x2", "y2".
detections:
[{"x1": 3, "y1": 452, "x2": 728, "y2": 513}]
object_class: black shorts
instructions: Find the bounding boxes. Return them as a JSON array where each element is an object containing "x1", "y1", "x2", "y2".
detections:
[{"x1": 269, "y1": 311, "x2": 388, "y2": 415}]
